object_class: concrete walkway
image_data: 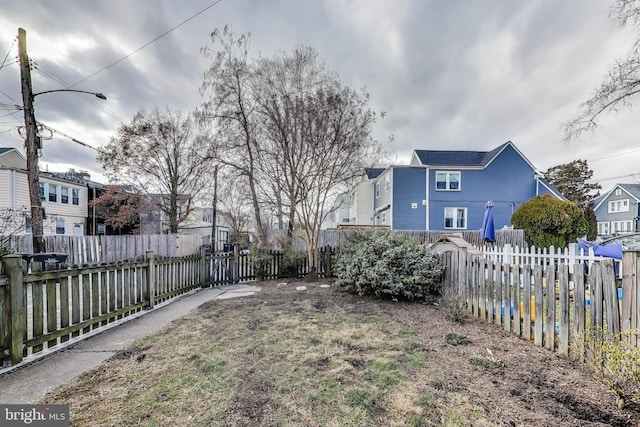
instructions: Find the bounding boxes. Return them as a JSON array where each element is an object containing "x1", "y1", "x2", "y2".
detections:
[{"x1": 0, "y1": 283, "x2": 261, "y2": 404}]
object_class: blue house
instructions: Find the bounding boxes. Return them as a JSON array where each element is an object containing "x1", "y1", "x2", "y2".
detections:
[
  {"x1": 370, "y1": 141, "x2": 563, "y2": 231},
  {"x1": 592, "y1": 183, "x2": 640, "y2": 237}
]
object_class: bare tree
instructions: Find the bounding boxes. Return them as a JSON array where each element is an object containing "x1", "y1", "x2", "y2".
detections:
[
  {"x1": 0, "y1": 208, "x2": 28, "y2": 255},
  {"x1": 97, "y1": 107, "x2": 213, "y2": 233},
  {"x1": 254, "y1": 46, "x2": 381, "y2": 278},
  {"x1": 565, "y1": 0, "x2": 640, "y2": 139},
  {"x1": 200, "y1": 26, "x2": 269, "y2": 243},
  {"x1": 217, "y1": 173, "x2": 253, "y2": 243}
]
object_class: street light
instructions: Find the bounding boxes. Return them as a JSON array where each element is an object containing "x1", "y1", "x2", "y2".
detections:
[
  {"x1": 33, "y1": 89, "x2": 107, "y2": 100},
  {"x1": 18, "y1": 27, "x2": 106, "y2": 253}
]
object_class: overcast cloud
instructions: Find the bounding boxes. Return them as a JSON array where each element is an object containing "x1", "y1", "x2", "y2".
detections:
[{"x1": 0, "y1": 0, "x2": 638, "y2": 190}]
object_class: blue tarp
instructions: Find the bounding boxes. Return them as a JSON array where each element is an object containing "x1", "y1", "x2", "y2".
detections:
[{"x1": 577, "y1": 238, "x2": 623, "y2": 259}]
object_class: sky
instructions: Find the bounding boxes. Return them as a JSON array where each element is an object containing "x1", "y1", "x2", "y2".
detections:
[{"x1": 0, "y1": 0, "x2": 639, "y2": 191}]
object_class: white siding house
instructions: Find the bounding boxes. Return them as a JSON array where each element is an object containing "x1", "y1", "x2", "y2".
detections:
[{"x1": 0, "y1": 148, "x2": 88, "y2": 236}]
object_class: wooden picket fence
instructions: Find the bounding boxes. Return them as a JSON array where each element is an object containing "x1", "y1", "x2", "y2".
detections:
[
  {"x1": 0, "y1": 246, "x2": 337, "y2": 369},
  {"x1": 441, "y1": 244, "x2": 640, "y2": 354}
]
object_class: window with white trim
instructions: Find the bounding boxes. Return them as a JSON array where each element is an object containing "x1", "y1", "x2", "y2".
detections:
[
  {"x1": 61, "y1": 187, "x2": 69, "y2": 204},
  {"x1": 48, "y1": 185, "x2": 57, "y2": 202},
  {"x1": 435, "y1": 171, "x2": 460, "y2": 191},
  {"x1": 72, "y1": 189, "x2": 80, "y2": 205},
  {"x1": 598, "y1": 222, "x2": 610, "y2": 235},
  {"x1": 615, "y1": 189, "x2": 622, "y2": 196},
  {"x1": 375, "y1": 182, "x2": 380, "y2": 198},
  {"x1": 55, "y1": 219, "x2": 65, "y2": 235},
  {"x1": 612, "y1": 220, "x2": 633, "y2": 233},
  {"x1": 384, "y1": 175, "x2": 390, "y2": 192},
  {"x1": 381, "y1": 211, "x2": 387, "y2": 224},
  {"x1": 608, "y1": 199, "x2": 629, "y2": 213},
  {"x1": 444, "y1": 207, "x2": 467, "y2": 229}
]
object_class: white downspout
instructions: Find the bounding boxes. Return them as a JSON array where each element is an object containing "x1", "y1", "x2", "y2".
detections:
[{"x1": 425, "y1": 167, "x2": 429, "y2": 230}]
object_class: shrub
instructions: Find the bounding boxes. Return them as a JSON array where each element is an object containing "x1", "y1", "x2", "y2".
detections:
[
  {"x1": 250, "y1": 237, "x2": 306, "y2": 279},
  {"x1": 580, "y1": 327, "x2": 640, "y2": 408},
  {"x1": 511, "y1": 194, "x2": 587, "y2": 248},
  {"x1": 333, "y1": 231, "x2": 443, "y2": 302}
]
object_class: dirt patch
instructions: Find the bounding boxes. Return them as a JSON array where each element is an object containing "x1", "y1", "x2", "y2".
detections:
[{"x1": 39, "y1": 280, "x2": 640, "y2": 426}]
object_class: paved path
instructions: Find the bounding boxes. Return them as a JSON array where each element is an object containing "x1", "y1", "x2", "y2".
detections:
[{"x1": 0, "y1": 284, "x2": 261, "y2": 404}]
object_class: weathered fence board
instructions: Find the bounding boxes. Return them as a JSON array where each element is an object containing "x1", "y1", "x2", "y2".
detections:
[{"x1": 441, "y1": 247, "x2": 639, "y2": 356}]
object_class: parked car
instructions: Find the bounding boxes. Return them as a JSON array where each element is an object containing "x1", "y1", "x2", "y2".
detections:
[{"x1": 598, "y1": 233, "x2": 640, "y2": 251}]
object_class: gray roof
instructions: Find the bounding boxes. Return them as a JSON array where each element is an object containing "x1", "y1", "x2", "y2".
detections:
[
  {"x1": 0, "y1": 147, "x2": 15, "y2": 156},
  {"x1": 365, "y1": 168, "x2": 385, "y2": 179},
  {"x1": 413, "y1": 141, "x2": 510, "y2": 167}
]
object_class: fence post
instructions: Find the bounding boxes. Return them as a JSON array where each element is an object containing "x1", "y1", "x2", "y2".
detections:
[
  {"x1": 2, "y1": 255, "x2": 25, "y2": 366},
  {"x1": 621, "y1": 250, "x2": 639, "y2": 346},
  {"x1": 200, "y1": 247, "x2": 208, "y2": 287},
  {"x1": 233, "y1": 245, "x2": 240, "y2": 284},
  {"x1": 146, "y1": 251, "x2": 156, "y2": 309}
]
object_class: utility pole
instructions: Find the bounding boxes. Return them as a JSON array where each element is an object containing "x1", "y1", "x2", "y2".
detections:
[
  {"x1": 18, "y1": 28, "x2": 45, "y2": 253},
  {"x1": 211, "y1": 165, "x2": 218, "y2": 252}
]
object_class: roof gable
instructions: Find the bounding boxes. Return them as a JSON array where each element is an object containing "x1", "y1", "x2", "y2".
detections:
[
  {"x1": 594, "y1": 183, "x2": 640, "y2": 211},
  {"x1": 411, "y1": 141, "x2": 535, "y2": 171},
  {"x1": 0, "y1": 147, "x2": 27, "y2": 168}
]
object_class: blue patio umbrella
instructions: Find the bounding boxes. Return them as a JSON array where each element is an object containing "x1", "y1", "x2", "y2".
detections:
[{"x1": 481, "y1": 201, "x2": 495, "y2": 242}]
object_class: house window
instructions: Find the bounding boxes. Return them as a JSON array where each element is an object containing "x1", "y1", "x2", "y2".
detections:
[
  {"x1": 615, "y1": 189, "x2": 622, "y2": 196},
  {"x1": 384, "y1": 175, "x2": 390, "y2": 192},
  {"x1": 381, "y1": 211, "x2": 387, "y2": 224},
  {"x1": 25, "y1": 217, "x2": 32, "y2": 234},
  {"x1": 55, "y1": 219, "x2": 65, "y2": 235},
  {"x1": 49, "y1": 185, "x2": 57, "y2": 202},
  {"x1": 608, "y1": 199, "x2": 630, "y2": 213},
  {"x1": 61, "y1": 187, "x2": 69, "y2": 204},
  {"x1": 612, "y1": 220, "x2": 633, "y2": 233},
  {"x1": 444, "y1": 207, "x2": 467, "y2": 229},
  {"x1": 72, "y1": 189, "x2": 79, "y2": 205},
  {"x1": 435, "y1": 171, "x2": 461, "y2": 191},
  {"x1": 598, "y1": 222, "x2": 610, "y2": 235},
  {"x1": 375, "y1": 182, "x2": 380, "y2": 199},
  {"x1": 39, "y1": 183, "x2": 45, "y2": 201}
]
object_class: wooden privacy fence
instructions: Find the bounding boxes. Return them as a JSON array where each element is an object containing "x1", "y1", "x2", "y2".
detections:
[
  {"x1": 9, "y1": 234, "x2": 205, "y2": 265},
  {"x1": 0, "y1": 246, "x2": 337, "y2": 369},
  {"x1": 441, "y1": 246, "x2": 639, "y2": 356}
]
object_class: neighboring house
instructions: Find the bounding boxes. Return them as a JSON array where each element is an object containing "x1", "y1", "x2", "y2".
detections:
[
  {"x1": 0, "y1": 148, "x2": 89, "y2": 236},
  {"x1": 139, "y1": 193, "x2": 192, "y2": 235},
  {"x1": 178, "y1": 206, "x2": 232, "y2": 251},
  {"x1": 592, "y1": 183, "x2": 640, "y2": 237},
  {"x1": 358, "y1": 141, "x2": 563, "y2": 231},
  {"x1": 347, "y1": 168, "x2": 384, "y2": 226},
  {"x1": 321, "y1": 193, "x2": 351, "y2": 229}
]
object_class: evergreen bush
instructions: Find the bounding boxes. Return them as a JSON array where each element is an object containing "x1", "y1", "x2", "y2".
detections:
[{"x1": 333, "y1": 231, "x2": 443, "y2": 302}]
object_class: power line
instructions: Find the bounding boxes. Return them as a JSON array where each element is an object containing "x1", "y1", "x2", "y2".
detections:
[
  {"x1": 588, "y1": 147, "x2": 640, "y2": 163},
  {"x1": 70, "y1": 0, "x2": 224, "y2": 88},
  {"x1": 0, "y1": 38, "x2": 16, "y2": 71},
  {"x1": 38, "y1": 122, "x2": 98, "y2": 151},
  {"x1": 31, "y1": 60, "x2": 126, "y2": 123}
]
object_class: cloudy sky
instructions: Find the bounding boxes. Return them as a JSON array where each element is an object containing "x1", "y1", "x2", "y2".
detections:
[{"x1": 0, "y1": 0, "x2": 638, "y2": 190}]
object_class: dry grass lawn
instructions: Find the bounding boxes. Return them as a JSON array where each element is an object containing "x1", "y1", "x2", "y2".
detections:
[{"x1": 39, "y1": 281, "x2": 640, "y2": 426}]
